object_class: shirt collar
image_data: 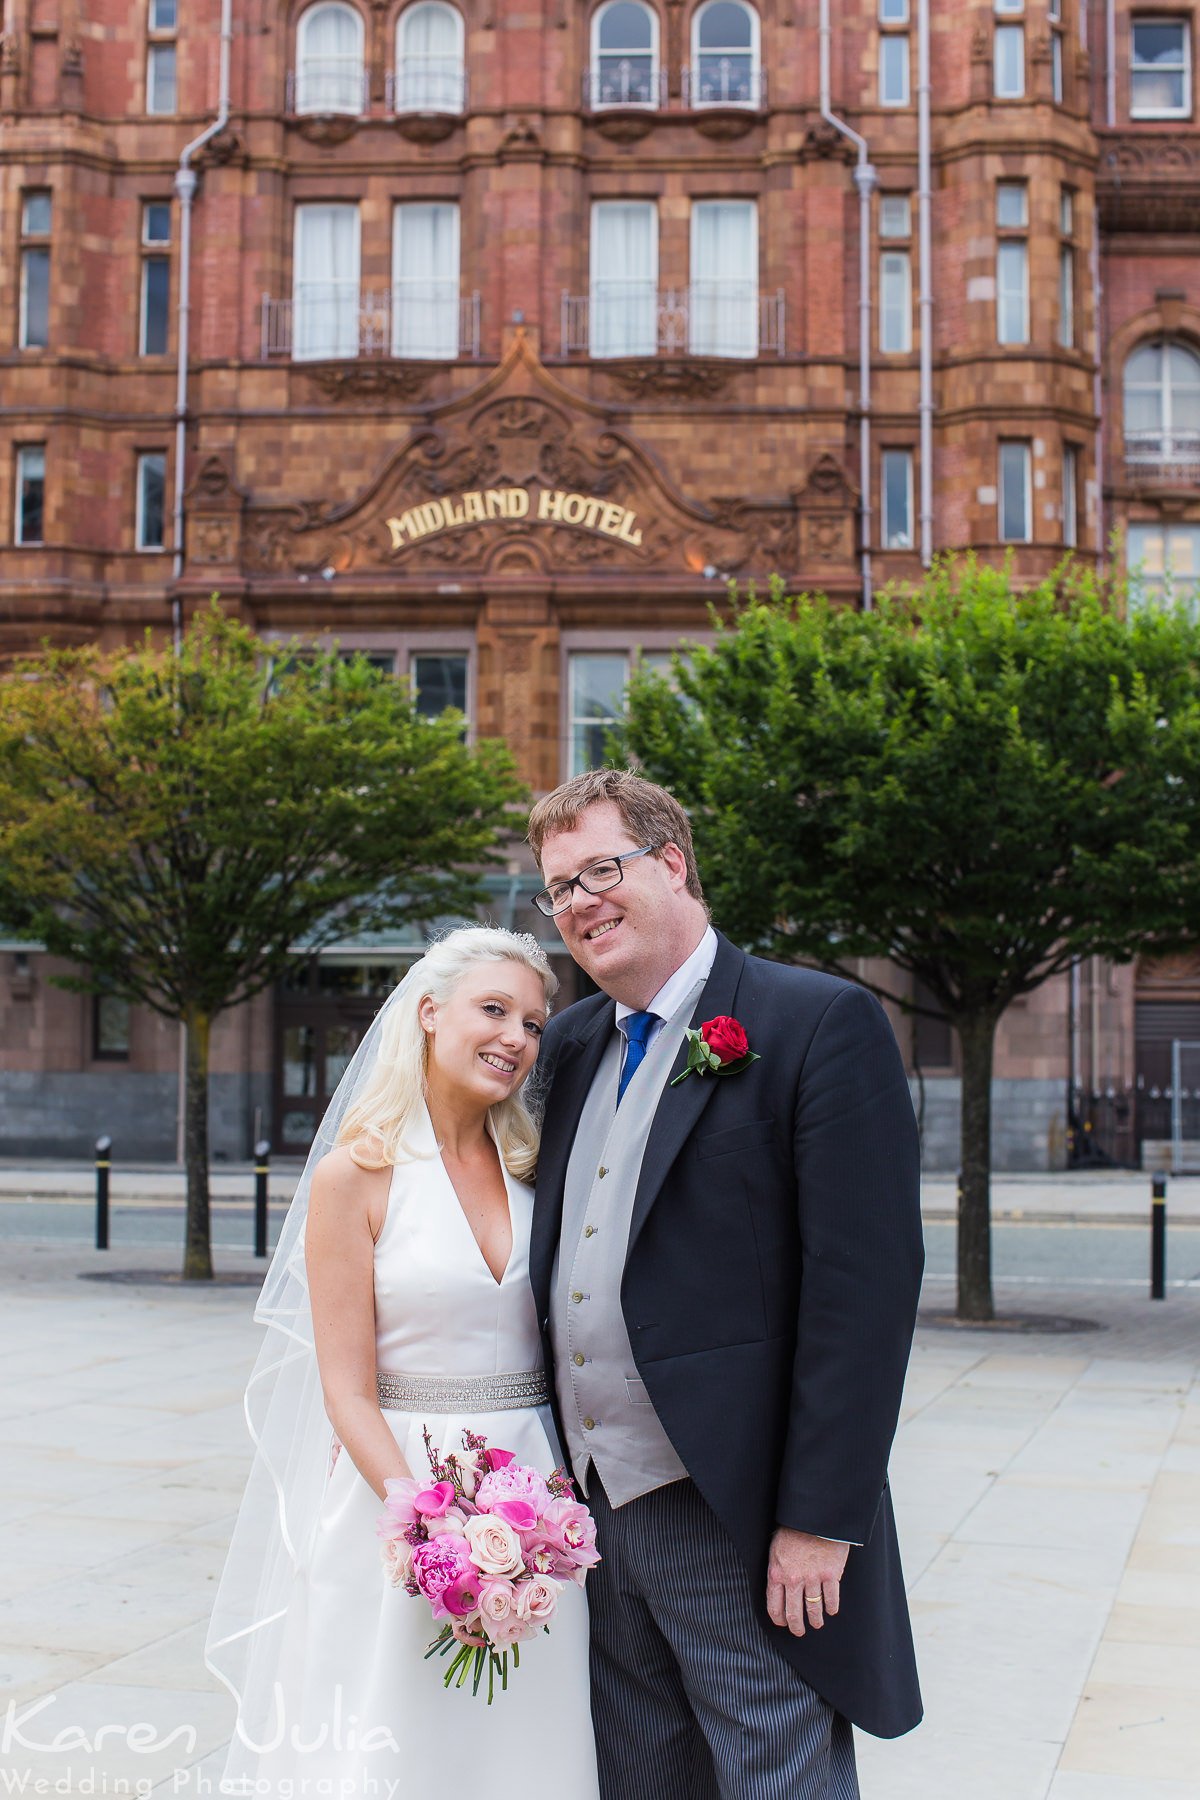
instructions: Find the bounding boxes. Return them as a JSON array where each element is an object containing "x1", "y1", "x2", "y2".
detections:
[{"x1": 615, "y1": 925, "x2": 718, "y2": 1031}]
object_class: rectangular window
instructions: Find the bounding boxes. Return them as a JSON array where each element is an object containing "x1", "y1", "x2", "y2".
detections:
[
  {"x1": 1063, "y1": 444, "x2": 1079, "y2": 547},
  {"x1": 996, "y1": 182, "x2": 1028, "y2": 228},
  {"x1": 1128, "y1": 524, "x2": 1200, "y2": 613},
  {"x1": 690, "y1": 200, "x2": 758, "y2": 358},
  {"x1": 1051, "y1": 30, "x2": 1064, "y2": 101},
  {"x1": 994, "y1": 24, "x2": 1025, "y2": 96},
  {"x1": 149, "y1": 0, "x2": 178, "y2": 28},
  {"x1": 411, "y1": 652, "x2": 469, "y2": 722},
  {"x1": 997, "y1": 240, "x2": 1029, "y2": 344},
  {"x1": 293, "y1": 203, "x2": 361, "y2": 361},
  {"x1": 143, "y1": 200, "x2": 172, "y2": 245},
  {"x1": 147, "y1": 41, "x2": 177, "y2": 112},
  {"x1": 590, "y1": 201, "x2": 658, "y2": 359},
  {"x1": 880, "y1": 251, "x2": 912, "y2": 353},
  {"x1": 879, "y1": 0, "x2": 909, "y2": 18},
  {"x1": 1048, "y1": 0, "x2": 1061, "y2": 17},
  {"x1": 568, "y1": 652, "x2": 628, "y2": 776},
  {"x1": 879, "y1": 195, "x2": 912, "y2": 238},
  {"x1": 993, "y1": 0, "x2": 1024, "y2": 12},
  {"x1": 140, "y1": 256, "x2": 170, "y2": 354},
  {"x1": 1060, "y1": 188, "x2": 1074, "y2": 235},
  {"x1": 15, "y1": 446, "x2": 45, "y2": 545},
  {"x1": 93, "y1": 994, "x2": 132, "y2": 1061},
  {"x1": 136, "y1": 452, "x2": 166, "y2": 551},
  {"x1": 882, "y1": 449, "x2": 914, "y2": 548},
  {"x1": 879, "y1": 34, "x2": 910, "y2": 105},
  {"x1": 1131, "y1": 20, "x2": 1191, "y2": 117},
  {"x1": 392, "y1": 202, "x2": 460, "y2": 360},
  {"x1": 18, "y1": 191, "x2": 51, "y2": 350},
  {"x1": 998, "y1": 441, "x2": 1031, "y2": 542},
  {"x1": 1058, "y1": 245, "x2": 1075, "y2": 348}
]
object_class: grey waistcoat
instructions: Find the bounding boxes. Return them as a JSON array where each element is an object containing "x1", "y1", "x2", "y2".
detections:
[{"x1": 549, "y1": 981, "x2": 704, "y2": 1507}]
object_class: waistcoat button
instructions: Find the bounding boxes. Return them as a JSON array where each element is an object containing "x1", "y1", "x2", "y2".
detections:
[
  {"x1": 573, "y1": 1352, "x2": 585, "y2": 1366},
  {"x1": 583, "y1": 1417, "x2": 596, "y2": 1431}
]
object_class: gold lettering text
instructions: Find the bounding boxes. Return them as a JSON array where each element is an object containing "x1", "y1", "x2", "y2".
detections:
[
  {"x1": 485, "y1": 490, "x2": 508, "y2": 520},
  {"x1": 463, "y1": 491, "x2": 486, "y2": 523},
  {"x1": 617, "y1": 509, "x2": 643, "y2": 547},
  {"x1": 597, "y1": 502, "x2": 625, "y2": 537},
  {"x1": 537, "y1": 488, "x2": 565, "y2": 522},
  {"x1": 506, "y1": 487, "x2": 530, "y2": 518},
  {"x1": 561, "y1": 493, "x2": 588, "y2": 526}
]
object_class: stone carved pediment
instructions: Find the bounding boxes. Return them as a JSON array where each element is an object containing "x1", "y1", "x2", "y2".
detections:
[{"x1": 242, "y1": 332, "x2": 824, "y2": 583}]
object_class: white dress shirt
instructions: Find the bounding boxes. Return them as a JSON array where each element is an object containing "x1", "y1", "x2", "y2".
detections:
[{"x1": 615, "y1": 925, "x2": 719, "y2": 1067}]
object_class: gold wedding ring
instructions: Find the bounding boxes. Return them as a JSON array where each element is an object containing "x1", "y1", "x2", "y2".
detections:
[{"x1": 804, "y1": 1591, "x2": 823, "y2": 1604}]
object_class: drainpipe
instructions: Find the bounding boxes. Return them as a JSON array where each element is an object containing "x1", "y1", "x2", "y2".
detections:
[
  {"x1": 916, "y1": 0, "x2": 933, "y2": 565},
  {"x1": 819, "y1": 0, "x2": 877, "y2": 609},
  {"x1": 1091, "y1": 201, "x2": 1105, "y2": 564},
  {"x1": 171, "y1": 0, "x2": 234, "y2": 650},
  {"x1": 1105, "y1": 0, "x2": 1116, "y2": 127}
]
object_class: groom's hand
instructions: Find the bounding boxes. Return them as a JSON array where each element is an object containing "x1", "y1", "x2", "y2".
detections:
[{"x1": 766, "y1": 1528, "x2": 850, "y2": 1636}]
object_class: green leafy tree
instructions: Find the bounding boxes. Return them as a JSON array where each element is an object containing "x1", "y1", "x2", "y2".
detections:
[
  {"x1": 622, "y1": 560, "x2": 1200, "y2": 1320},
  {"x1": 0, "y1": 608, "x2": 524, "y2": 1279}
]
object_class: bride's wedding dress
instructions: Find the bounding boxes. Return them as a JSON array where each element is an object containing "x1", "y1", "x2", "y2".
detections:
[{"x1": 216, "y1": 1109, "x2": 599, "y2": 1799}]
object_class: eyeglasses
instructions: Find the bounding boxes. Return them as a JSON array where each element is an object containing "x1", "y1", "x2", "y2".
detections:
[{"x1": 532, "y1": 846, "x2": 654, "y2": 918}]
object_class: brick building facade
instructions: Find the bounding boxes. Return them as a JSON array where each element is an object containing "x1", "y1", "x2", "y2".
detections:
[{"x1": 1, "y1": 0, "x2": 1198, "y2": 1165}]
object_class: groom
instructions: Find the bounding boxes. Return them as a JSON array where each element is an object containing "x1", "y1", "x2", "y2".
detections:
[{"x1": 526, "y1": 769, "x2": 924, "y2": 1800}]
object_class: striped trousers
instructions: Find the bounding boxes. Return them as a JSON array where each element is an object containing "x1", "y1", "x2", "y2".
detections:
[{"x1": 587, "y1": 1477, "x2": 860, "y2": 1800}]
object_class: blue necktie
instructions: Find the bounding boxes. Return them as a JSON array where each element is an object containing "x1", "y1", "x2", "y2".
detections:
[{"x1": 617, "y1": 1011, "x2": 658, "y2": 1107}]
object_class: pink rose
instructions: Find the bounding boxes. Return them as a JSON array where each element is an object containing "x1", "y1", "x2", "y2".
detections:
[
  {"x1": 477, "y1": 1577, "x2": 516, "y2": 1626},
  {"x1": 482, "y1": 1608, "x2": 526, "y2": 1649},
  {"x1": 413, "y1": 1480, "x2": 458, "y2": 1518},
  {"x1": 465, "y1": 1514, "x2": 524, "y2": 1578},
  {"x1": 490, "y1": 1498, "x2": 540, "y2": 1533},
  {"x1": 431, "y1": 1507, "x2": 469, "y2": 1538},
  {"x1": 476, "y1": 1463, "x2": 551, "y2": 1515},
  {"x1": 411, "y1": 1534, "x2": 474, "y2": 1606},
  {"x1": 380, "y1": 1536, "x2": 413, "y2": 1586},
  {"x1": 515, "y1": 1574, "x2": 561, "y2": 1625}
]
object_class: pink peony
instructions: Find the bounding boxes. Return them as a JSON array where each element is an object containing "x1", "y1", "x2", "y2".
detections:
[
  {"x1": 515, "y1": 1574, "x2": 561, "y2": 1625},
  {"x1": 476, "y1": 1462, "x2": 551, "y2": 1515},
  {"x1": 412, "y1": 1479, "x2": 458, "y2": 1518},
  {"x1": 411, "y1": 1533, "x2": 474, "y2": 1606}
]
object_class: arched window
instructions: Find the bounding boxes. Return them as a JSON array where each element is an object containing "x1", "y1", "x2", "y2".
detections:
[
  {"x1": 396, "y1": 2, "x2": 465, "y2": 113},
  {"x1": 590, "y1": 2, "x2": 660, "y2": 108},
  {"x1": 1124, "y1": 340, "x2": 1200, "y2": 464},
  {"x1": 296, "y1": 2, "x2": 365, "y2": 115},
  {"x1": 690, "y1": 0, "x2": 761, "y2": 107}
]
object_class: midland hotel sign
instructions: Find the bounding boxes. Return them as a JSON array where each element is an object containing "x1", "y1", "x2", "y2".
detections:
[{"x1": 386, "y1": 484, "x2": 644, "y2": 549}]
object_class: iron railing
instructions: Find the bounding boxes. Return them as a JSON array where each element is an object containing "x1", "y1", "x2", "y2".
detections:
[
  {"x1": 261, "y1": 287, "x2": 482, "y2": 362},
  {"x1": 287, "y1": 62, "x2": 370, "y2": 116},
  {"x1": 561, "y1": 284, "x2": 785, "y2": 359},
  {"x1": 581, "y1": 62, "x2": 767, "y2": 111},
  {"x1": 683, "y1": 60, "x2": 766, "y2": 109},
  {"x1": 386, "y1": 60, "x2": 468, "y2": 113},
  {"x1": 1125, "y1": 429, "x2": 1200, "y2": 483},
  {"x1": 583, "y1": 63, "x2": 667, "y2": 108}
]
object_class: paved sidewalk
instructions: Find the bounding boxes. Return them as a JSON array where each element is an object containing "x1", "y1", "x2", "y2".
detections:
[
  {"x1": 3, "y1": 1159, "x2": 1199, "y2": 1223},
  {"x1": 0, "y1": 1240, "x2": 1197, "y2": 1798}
]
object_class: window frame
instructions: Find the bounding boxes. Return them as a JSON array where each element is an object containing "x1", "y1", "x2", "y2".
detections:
[
  {"x1": 993, "y1": 22, "x2": 1025, "y2": 97},
  {"x1": 589, "y1": 198, "x2": 659, "y2": 359},
  {"x1": 395, "y1": 1, "x2": 466, "y2": 115},
  {"x1": 15, "y1": 444, "x2": 46, "y2": 547},
  {"x1": 879, "y1": 249, "x2": 913, "y2": 353},
  {"x1": 881, "y1": 447, "x2": 915, "y2": 549},
  {"x1": 689, "y1": 196, "x2": 759, "y2": 359},
  {"x1": 1130, "y1": 17, "x2": 1192, "y2": 119},
  {"x1": 146, "y1": 40, "x2": 178, "y2": 113},
  {"x1": 292, "y1": 200, "x2": 362, "y2": 362},
  {"x1": 1123, "y1": 338, "x2": 1200, "y2": 461},
  {"x1": 561, "y1": 632, "x2": 710, "y2": 780},
  {"x1": 879, "y1": 31, "x2": 911, "y2": 105},
  {"x1": 995, "y1": 186, "x2": 1029, "y2": 348},
  {"x1": 135, "y1": 451, "x2": 167, "y2": 553},
  {"x1": 1127, "y1": 522, "x2": 1200, "y2": 614},
  {"x1": 998, "y1": 440, "x2": 1032, "y2": 543},
  {"x1": 391, "y1": 200, "x2": 461, "y2": 360},
  {"x1": 139, "y1": 201, "x2": 172, "y2": 357},
  {"x1": 690, "y1": 0, "x2": 763, "y2": 110},
  {"x1": 1062, "y1": 443, "x2": 1079, "y2": 548},
  {"x1": 296, "y1": 0, "x2": 367, "y2": 117},
  {"x1": 590, "y1": 0, "x2": 661, "y2": 110},
  {"x1": 93, "y1": 993, "x2": 132, "y2": 1062}
]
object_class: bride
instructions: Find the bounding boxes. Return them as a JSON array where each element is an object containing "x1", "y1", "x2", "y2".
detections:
[{"x1": 206, "y1": 926, "x2": 600, "y2": 1798}]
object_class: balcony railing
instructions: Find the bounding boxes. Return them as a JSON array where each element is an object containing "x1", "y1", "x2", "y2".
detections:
[
  {"x1": 1125, "y1": 429, "x2": 1200, "y2": 484},
  {"x1": 261, "y1": 287, "x2": 481, "y2": 362},
  {"x1": 386, "y1": 60, "x2": 468, "y2": 113},
  {"x1": 582, "y1": 62, "x2": 766, "y2": 111},
  {"x1": 561, "y1": 284, "x2": 785, "y2": 359},
  {"x1": 287, "y1": 61, "x2": 369, "y2": 116}
]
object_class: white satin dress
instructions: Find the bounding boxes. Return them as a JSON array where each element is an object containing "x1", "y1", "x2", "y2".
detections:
[{"x1": 241, "y1": 1110, "x2": 600, "y2": 1799}]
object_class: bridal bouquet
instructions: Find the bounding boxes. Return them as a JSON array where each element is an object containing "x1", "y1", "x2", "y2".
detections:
[{"x1": 377, "y1": 1426, "x2": 600, "y2": 1703}]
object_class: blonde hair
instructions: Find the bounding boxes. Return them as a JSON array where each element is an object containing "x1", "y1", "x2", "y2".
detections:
[{"x1": 336, "y1": 926, "x2": 558, "y2": 1182}]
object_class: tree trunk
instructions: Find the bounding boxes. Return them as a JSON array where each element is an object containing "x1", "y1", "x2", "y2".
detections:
[
  {"x1": 183, "y1": 1010, "x2": 213, "y2": 1281},
  {"x1": 957, "y1": 1010, "x2": 998, "y2": 1321}
]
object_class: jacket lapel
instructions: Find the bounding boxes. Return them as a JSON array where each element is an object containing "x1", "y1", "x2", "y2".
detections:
[
  {"x1": 530, "y1": 997, "x2": 615, "y2": 1309},
  {"x1": 626, "y1": 931, "x2": 747, "y2": 1258}
]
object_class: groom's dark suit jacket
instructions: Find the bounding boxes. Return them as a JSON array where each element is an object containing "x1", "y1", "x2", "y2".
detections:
[{"x1": 529, "y1": 930, "x2": 925, "y2": 1740}]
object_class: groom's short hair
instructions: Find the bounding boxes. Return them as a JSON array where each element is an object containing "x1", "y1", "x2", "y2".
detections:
[{"x1": 527, "y1": 769, "x2": 707, "y2": 906}]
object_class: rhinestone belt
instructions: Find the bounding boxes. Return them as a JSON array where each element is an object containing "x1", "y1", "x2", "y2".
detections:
[{"x1": 375, "y1": 1368, "x2": 549, "y2": 1412}]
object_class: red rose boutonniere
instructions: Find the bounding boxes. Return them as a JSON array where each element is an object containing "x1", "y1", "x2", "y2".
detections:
[{"x1": 671, "y1": 1015, "x2": 760, "y2": 1086}]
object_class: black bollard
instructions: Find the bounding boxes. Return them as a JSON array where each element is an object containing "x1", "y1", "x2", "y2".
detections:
[
  {"x1": 254, "y1": 1139, "x2": 271, "y2": 1258},
  {"x1": 1151, "y1": 1173, "x2": 1167, "y2": 1301},
  {"x1": 95, "y1": 1135, "x2": 112, "y2": 1250}
]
